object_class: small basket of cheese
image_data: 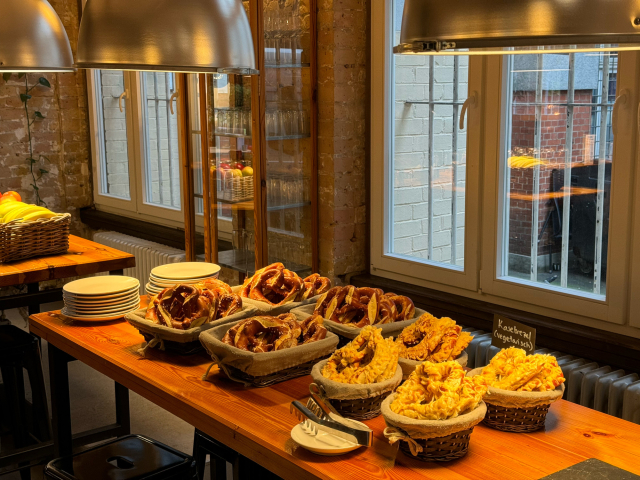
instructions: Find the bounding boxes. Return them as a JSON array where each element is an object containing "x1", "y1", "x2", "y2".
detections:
[
  {"x1": 381, "y1": 361, "x2": 488, "y2": 462},
  {"x1": 466, "y1": 347, "x2": 565, "y2": 433},
  {"x1": 395, "y1": 313, "x2": 472, "y2": 381},
  {"x1": 310, "y1": 326, "x2": 402, "y2": 420}
]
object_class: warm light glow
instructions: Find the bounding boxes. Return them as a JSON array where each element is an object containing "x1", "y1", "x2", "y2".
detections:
[
  {"x1": 395, "y1": 45, "x2": 640, "y2": 56},
  {"x1": 510, "y1": 187, "x2": 599, "y2": 201}
]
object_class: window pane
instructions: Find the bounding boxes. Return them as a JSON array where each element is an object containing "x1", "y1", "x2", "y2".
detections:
[
  {"x1": 389, "y1": 0, "x2": 467, "y2": 268},
  {"x1": 142, "y1": 72, "x2": 181, "y2": 209},
  {"x1": 501, "y1": 51, "x2": 616, "y2": 297},
  {"x1": 94, "y1": 70, "x2": 130, "y2": 199}
]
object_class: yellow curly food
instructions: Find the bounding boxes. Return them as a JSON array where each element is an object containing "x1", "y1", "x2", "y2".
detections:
[
  {"x1": 395, "y1": 313, "x2": 473, "y2": 362},
  {"x1": 481, "y1": 347, "x2": 565, "y2": 392},
  {"x1": 390, "y1": 361, "x2": 488, "y2": 420},
  {"x1": 321, "y1": 326, "x2": 399, "y2": 384}
]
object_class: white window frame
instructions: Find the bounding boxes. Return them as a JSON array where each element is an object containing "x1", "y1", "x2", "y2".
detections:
[
  {"x1": 370, "y1": 0, "x2": 483, "y2": 293},
  {"x1": 87, "y1": 70, "x2": 186, "y2": 228},
  {"x1": 371, "y1": 0, "x2": 640, "y2": 333}
]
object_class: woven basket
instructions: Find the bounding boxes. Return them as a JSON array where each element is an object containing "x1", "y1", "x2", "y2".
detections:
[
  {"x1": 467, "y1": 367, "x2": 565, "y2": 433},
  {"x1": 222, "y1": 355, "x2": 330, "y2": 388},
  {"x1": 310, "y1": 359, "x2": 403, "y2": 420},
  {"x1": 219, "y1": 174, "x2": 253, "y2": 202},
  {"x1": 381, "y1": 393, "x2": 486, "y2": 462},
  {"x1": 0, "y1": 213, "x2": 71, "y2": 263}
]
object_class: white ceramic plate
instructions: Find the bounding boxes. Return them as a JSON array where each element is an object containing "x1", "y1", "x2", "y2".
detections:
[
  {"x1": 150, "y1": 262, "x2": 221, "y2": 281},
  {"x1": 62, "y1": 287, "x2": 140, "y2": 302},
  {"x1": 290, "y1": 424, "x2": 362, "y2": 456},
  {"x1": 64, "y1": 298, "x2": 141, "y2": 314},
  {"x1": 64, "y1": 292, "x2": 140, "y2": 308},
  {"x1": 148, "y1": 277, "x2": 213, "y2": 288},
  {"x1": 145, "y1": 283, "x2": 163, "y2": 294},
  {"x1": 60, "y1": 307, "x2": 137, "y2": 322},
  {"x1": 63, "y1": 290, "x2": 140, "y2": 305},
  {"x1": 63, "y1": 276, "x2": 140, "y2": 296}
]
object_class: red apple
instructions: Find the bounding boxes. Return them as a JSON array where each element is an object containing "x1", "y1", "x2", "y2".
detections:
[
  {"x1": 219, "y1": 163, "x2": 231, "y2": 170},
  {"x1": 234, "y1": 162, "x2": 244, "y2": 170}
]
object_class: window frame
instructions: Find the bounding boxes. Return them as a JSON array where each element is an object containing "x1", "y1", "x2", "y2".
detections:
[
  {"x1": 87, "y1": 70, "x2": 186, "y2": 227},
  {"x1": 371, "y1": 0, "x2": 640, "y2": 330},
  {"x1": 370, "y1": 0, "x2": 483, "y2": 292}
]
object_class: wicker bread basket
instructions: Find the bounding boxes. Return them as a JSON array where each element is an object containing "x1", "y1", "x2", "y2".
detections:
[
  {"x1": 381, "y1": 393, "x2": 486, "y2": 462},
  {"x1": 125, "y1": 305, "x2": 258, "y2": 356},
  {"x1": 0, "y1": 213, "x2": 71, "y2": 263},
  {"x1": 399, "y1": 351, "x2": 468, "y2": 381},
  {"x1": 232, "y1": 286, "x2": 321, "y2": 315},
  {"x1": 467, "y1": 367, "x2": 565, "y2": 433},
  {"x1": 199, "y1": 310, "x2": 339, "y2": 388},
  {"x1": 292, "y1": 304, "x2": 427, "y2": 348},
  {"x1": 310, "y1": 359, "x2": 403, "y2": 420}
]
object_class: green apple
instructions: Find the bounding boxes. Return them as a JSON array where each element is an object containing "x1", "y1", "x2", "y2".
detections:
[{"x1": 242, "y1": 166, "x2": 254, "y2": 177}]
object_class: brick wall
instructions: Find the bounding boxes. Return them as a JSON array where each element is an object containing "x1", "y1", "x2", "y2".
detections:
[
  {"x1": 317, "y1": 0, "x2": 368, "y2": 281},
  {"x1": 0, "y1": 0, "x2": 92, "y2": 237},
  {"x1": 509, "y1": 90, "x2": 594, "y2": 258}
]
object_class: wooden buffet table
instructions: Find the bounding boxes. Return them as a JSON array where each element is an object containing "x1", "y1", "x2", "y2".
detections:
[
  {"x1": 29, "y1": 309, "x2": 640, "y2": 480},
  {"x1": 0, "y1": 234, "x2": 135, "y2": 314}
]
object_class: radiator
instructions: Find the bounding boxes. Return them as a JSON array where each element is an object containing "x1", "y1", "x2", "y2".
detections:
[
  {"x1": 93, "y1": 231, "x2": 186, "y2": 294},
  {"x1": 463, "y1": 327, "x2": 640, "y2": 425}
]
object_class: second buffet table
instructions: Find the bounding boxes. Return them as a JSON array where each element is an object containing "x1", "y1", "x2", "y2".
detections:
[{"x1": 29, "y1": 306, "x2": 640, "y2": 480}]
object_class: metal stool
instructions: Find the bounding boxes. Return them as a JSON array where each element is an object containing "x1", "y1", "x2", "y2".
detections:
[
  {"x1": 193, "y1": 429, "x2": 281, "y2": 480},
  {"x1": 44, "y1": 435, "x2": 196, "y2": 479},
  {"x1": 0, "y1": 325, "x2": 51, "y2": 480}
]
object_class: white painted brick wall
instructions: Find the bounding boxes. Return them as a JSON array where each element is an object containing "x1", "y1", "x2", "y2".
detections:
[{"x1": 392, "y1": 51, "x2": 468, "y2": 267}]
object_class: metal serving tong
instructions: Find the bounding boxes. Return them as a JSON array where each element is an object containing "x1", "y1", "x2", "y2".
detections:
[
  {"x1": 290, "y1": 401, "x2": 373, "y2": 447},
  {"x1": 307, "y1": 383, "x2": 370, "y2": 431}
]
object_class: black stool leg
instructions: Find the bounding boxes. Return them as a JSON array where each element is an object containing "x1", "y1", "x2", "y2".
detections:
[
  {"x1": 211, "y1": 456, "x2": 227, "y2": 480},
  {"x1": 48, "y1": 344, "x2": 72, "y2": 459},
  {"x1": 193, "y1": 430, "x2": 207, "y2": 480},
  {"x1": 0, "y1": 365, "x2": 31, "y2": 480},
  {"x1": 23, "y1": 342, "x2": 51, "y2": 442}
]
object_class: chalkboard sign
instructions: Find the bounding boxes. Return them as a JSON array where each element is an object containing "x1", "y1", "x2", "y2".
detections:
[{"x1": 492, "y1": 314, "x2": 536, "y2": 354}]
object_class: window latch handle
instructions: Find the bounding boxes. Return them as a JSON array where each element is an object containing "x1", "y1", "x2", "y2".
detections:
[
  {"x1": 459, "y1": 91, "x2": 477, "y2": 130},
  {"x1": 612, "y1": 89, "x2": 629, "y2": 137},
  {"x1": 118, "y1": 91, "x2": 127, "y2": 113},
  {"x1": 169, "y1": 91, "x2": 180, "y2": 115}
]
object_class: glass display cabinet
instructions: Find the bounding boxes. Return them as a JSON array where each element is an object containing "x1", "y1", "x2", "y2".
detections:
[{"x1": 184, "y1": 0, "x2": 318, "y2": 282}]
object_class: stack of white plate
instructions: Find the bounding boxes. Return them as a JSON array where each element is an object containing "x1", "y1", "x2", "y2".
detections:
[
  {"x1": 145, "y1": 262, "x2": 221, "y2": 296},
  {"x1": 62, "y1": 276, "x2": 141, "y2": 321}
]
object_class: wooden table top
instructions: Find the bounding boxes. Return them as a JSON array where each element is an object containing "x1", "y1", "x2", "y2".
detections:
[
  {"x1": 29, "y1": 309, "x2": 640, "y2": 480},
  {"x1": 0, "y1": 235, "x2": 135, "y2": 287}
]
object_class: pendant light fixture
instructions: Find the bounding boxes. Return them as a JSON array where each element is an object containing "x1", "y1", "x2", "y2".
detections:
[
  {"x1": 395, "y1": 0, "x2": 640, "y2": 55},
  {"x1": 0, "y1": 0, "x2": 74, "y2": 72},
  {"x1": 76, "y1": 0, "x2": 257, "y2": 74}
]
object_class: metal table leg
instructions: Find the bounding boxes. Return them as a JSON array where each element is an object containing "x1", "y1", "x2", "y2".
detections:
[{"x1": 47, "y1": 345, "x2": 72, "y2": 459}]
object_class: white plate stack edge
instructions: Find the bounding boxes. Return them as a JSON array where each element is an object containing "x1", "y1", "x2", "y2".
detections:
[
  {"x1": 62, "y1": 276, "x2": 141, "y2": 321},
  {"x1": 145, "y1": 262, "x2": 221, "y2": 297}
]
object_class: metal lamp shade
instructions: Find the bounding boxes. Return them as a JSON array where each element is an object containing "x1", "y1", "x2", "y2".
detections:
[
  {"x1": 0, "y1": 0, "x2": 74, "y2": 72},
  {"x1": 76, "y1": 0, "x2": 257, "y2": 74},
  {"x1": 395, "y1": 0, "x2": 640, "y2": 54}
]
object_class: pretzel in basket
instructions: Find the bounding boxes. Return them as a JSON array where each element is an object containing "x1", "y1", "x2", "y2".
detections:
[
  {"x1": 146, "y1": 282, "x2": 242, "y2": 330},
  {"x1": 396, "y1": 314, "x2": 473, "y2": 362},
  {"x1": 222, "y1": 313, "x2": 327, "y2": 353},
  {"x1": 390, "y1": 361, "x2": 488, "y2": 420},
  {"x1": 313, "y1": 286, "x2": 415, "y2": 328},
  {"x1": 480, "y1": 347, "x2": 565, "y2": 392},
  {"x1": 240, "y1": 263, "x2": 332, "y2": 306},
  {"x1": 321, "y1": 326, "x2": 399, "y2": 384}
]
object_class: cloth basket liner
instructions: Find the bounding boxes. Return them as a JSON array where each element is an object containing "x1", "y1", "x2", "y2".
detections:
[
  {"x1": 381, "y1": 392, "x2": 487, "y2": 450},
  {"x1": 231, "y1": 285, "x2": 320, "y2": 314},
  {"x1": 310, "y1": 359, "x2": 402, "y2": 400},
  {"x1": 292, "y1": 304, "x2": 428, "y2": 340},
  {"x1": 399, "y1": 351, "x2": 468, "y2": 379},
  {"x1": 198, "y1": 308, "x2": 339, "y2": 377},
  {"x1": 467, "y1": 367, "x2": 565, "y2": 408},
  {"x1": 126, "y1": 305, "x2": 258, "y2": 345}
]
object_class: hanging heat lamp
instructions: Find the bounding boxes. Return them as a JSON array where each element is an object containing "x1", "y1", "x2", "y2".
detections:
[
  {"x1": 395, "y1": 0, "x2": 640, "y2": 55},
  {"x1": 0, "y1": 0, "x2": 74, "y2": 72},
  {"x1": 75, "y1": 0, "x2": 257, "y2": 74}
]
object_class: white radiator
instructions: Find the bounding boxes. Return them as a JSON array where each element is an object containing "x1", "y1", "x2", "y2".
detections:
[
  {"x1": 93, "y1": 231, "x2": 186, "y2": 294},
  {"x1": 463, "y1": 327, "x2": 640, "y2": 425}
]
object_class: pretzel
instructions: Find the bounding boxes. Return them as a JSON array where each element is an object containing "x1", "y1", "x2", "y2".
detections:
[
  {"x1": 240, "y1": 263, "x2": 331, "y2": 306},
  {"x1": 145, "y1": 281, "x2": 242, "y2": 330},
  {"x1": 222, "y1": 313, "x2": 327, "y2": 353},
  {"x1": 313, "y1": 285, "x2": 416, "y2": 328}
]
